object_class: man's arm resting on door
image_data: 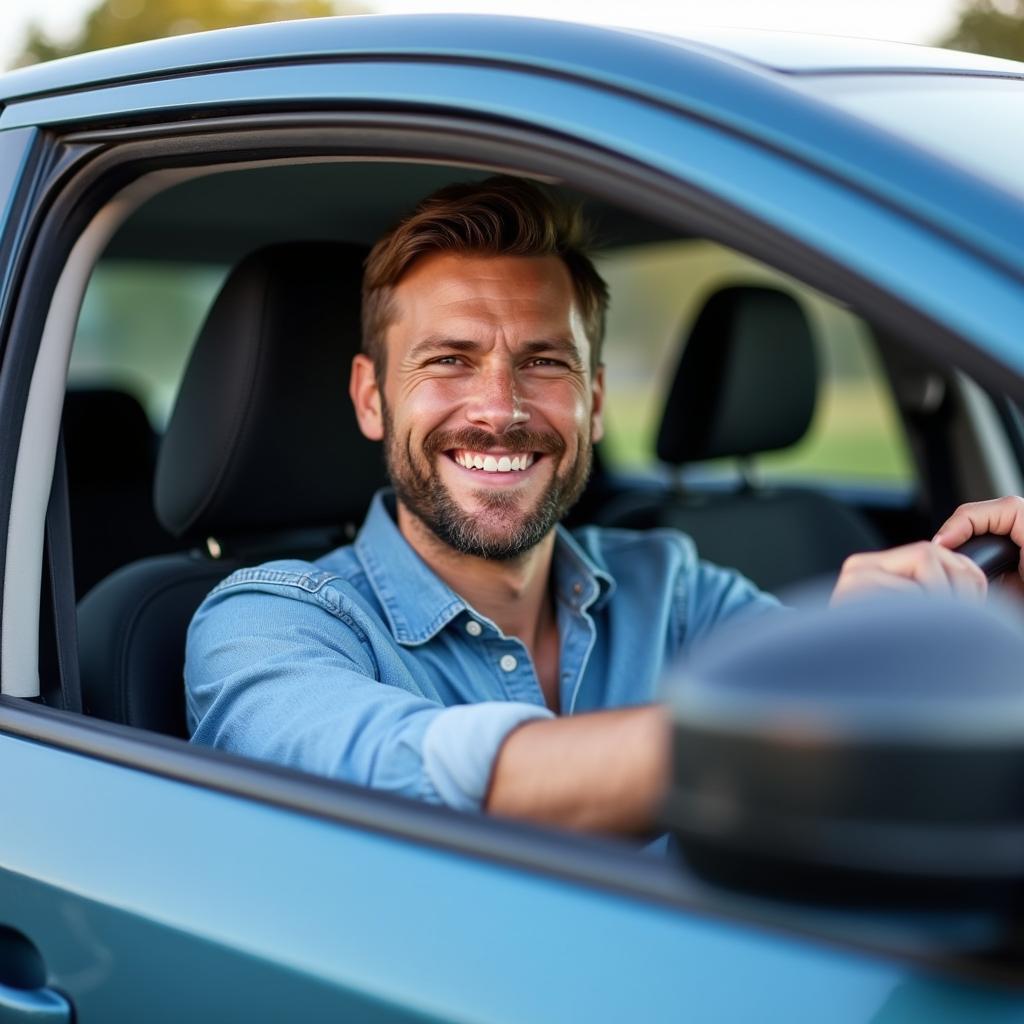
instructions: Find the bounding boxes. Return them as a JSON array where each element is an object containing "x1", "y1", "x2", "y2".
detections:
[{"x1": 484, "y1": 705, "x2": 671, "y2": 834}]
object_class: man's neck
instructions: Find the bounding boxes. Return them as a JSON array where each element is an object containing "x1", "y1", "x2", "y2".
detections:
[{"x1": 395, "y1": 501, "x2": 556, "y2": 649}]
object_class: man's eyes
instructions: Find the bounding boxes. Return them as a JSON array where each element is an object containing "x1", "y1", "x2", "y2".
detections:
[
  {"x1": 427, "y1": 355, "x2": 570, "y2": 369},
  {"x1": 524, "y1": 357, "x2": 568, "y2": 369}
]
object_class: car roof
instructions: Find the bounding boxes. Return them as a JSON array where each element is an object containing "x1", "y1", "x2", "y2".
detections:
[
  {"x1": 7, "y1": 15, "x2": 1024, "y2": 287},
  {"x1": 647, "y1": 27, "x2": 1024, "y2": 76},
  {"x1": 2, "y1": 14, "x2": 1021, "y2": 108}
]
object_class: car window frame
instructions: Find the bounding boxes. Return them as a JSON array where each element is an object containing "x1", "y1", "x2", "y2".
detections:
[
  {"x1": 1, "y1": 103, "x2": 1024, "y2": 981},
  {"x1": 9, "y1": 110, "x2": 1024, "y2": 704}
]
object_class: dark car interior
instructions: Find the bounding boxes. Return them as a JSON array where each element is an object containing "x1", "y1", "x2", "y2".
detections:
[{"x1": 60, "y1": 158, "x2": 1016, "y2": 738}]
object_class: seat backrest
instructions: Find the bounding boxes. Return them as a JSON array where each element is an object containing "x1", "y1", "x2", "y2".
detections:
[
  {"x1": 63, "y1": 387, "x2": 178, "y2": 599},
  {"x1": 78, "y1": 241, "x2": 386, "y2": 734},
  {"x1": 599, "y1": 286, "x2": 881, "y2": 591}
]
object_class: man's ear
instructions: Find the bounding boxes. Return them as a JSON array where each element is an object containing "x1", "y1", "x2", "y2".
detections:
[
  {"x1": 590, "y1": 363, "x2": 605, "y2": 444},
  {"x1": 350, "y1": 353, "x2": 384, "y2": 441}
]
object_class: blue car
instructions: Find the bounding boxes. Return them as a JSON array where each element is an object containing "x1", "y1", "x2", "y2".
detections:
[{"x1": 1, "y1": 15, "x2": 1024, "y2": 1022}]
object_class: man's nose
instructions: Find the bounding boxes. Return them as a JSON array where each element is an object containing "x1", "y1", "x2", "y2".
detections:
[{"x1": 465, "y1": 365, "x2": 529, "y2": 434}]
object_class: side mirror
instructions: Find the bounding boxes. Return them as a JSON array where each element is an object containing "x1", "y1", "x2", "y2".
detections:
[{"x1": 664, "y1": 595, "x2": 1024, "y2": 909}]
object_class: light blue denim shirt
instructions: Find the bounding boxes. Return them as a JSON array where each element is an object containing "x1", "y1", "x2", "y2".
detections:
[{"x1": 186, "y1": 490, "x2": 778, "y2": 811}]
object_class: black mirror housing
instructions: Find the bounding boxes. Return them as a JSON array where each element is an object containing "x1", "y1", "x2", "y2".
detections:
[{"x1": 665, "y1": 595, "x2": 1024, "y2": 909}]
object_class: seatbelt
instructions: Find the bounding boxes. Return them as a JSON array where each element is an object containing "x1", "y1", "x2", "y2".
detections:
[{"x1": 39, "y1": 428, "x2": 81, "y2": 712}]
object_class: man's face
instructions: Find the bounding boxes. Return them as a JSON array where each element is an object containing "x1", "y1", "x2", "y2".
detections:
[{"x1": 352, "y1": 252, "x2": 604, "y2": 560}]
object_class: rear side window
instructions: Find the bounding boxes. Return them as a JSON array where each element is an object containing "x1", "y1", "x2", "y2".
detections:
[
  {"x1": 70, "y1": 259, "x2": 228, "y2": 429},
  {"x1": 596, "y1": 240, "x2": 915, "y2": 488}
]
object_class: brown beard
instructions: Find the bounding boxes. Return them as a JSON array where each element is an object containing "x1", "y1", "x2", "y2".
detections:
[{"x1": 382, "y1": 412, "x2": 592, "y2": 560}]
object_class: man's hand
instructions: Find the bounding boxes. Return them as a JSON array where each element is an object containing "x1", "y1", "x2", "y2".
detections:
[
  {"x1": 933, "y1": 495, "x2": 1024, "y2": 600},
  {"x1": 831, "y1": 496, "x2": 1024, "y2": 605}
]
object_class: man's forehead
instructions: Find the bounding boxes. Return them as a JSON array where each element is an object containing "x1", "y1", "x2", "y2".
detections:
[
  {"x1": 389, "y1": 251, "x2": 585, "y2": 338},
  {"x1": 396, "y1": 252, "x2": 573, "y2": 303}
]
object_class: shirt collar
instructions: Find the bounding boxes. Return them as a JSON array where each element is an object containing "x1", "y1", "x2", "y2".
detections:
[
  {"x1": 354, "y1": 489, "x2": 617, "y2": 645},
  {"x1": 552, "y1": 524, "x2": 616, "y2": 612},
  {"x1": 355, "y1": 491, "x2": 465, "y2": 645}
]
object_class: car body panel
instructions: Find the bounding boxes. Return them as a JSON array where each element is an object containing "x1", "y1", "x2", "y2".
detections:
[
  {"x1": 661, "y1": 27, "x2": 1024, "y2": 75},
  {"x1": 1, "y1": 15, "x2": 1019, "y2": 103},
  {"x1": 0, "y1": 127, "x2": 39, "y2": 341},
  {"x1": 3, "y1": 729, "x2": 1021, "y2": 1023},
  {"x1": 799, "y1": 74, "x2": 1024, "y2": 203},
  {"x1": 0, "y1": 128, "x2": 35, "y2": 232}
]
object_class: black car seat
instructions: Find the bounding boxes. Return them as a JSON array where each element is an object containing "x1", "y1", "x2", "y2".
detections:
[
  {"x1": 597, "y1": 286, "x2": 882, "y2": 593},
  {"x1": 78, "y1": 241, "x2": 387, "y2": 736},
  {"x1": 63, "y1": 387, "x2": 180, "y2": 599}
]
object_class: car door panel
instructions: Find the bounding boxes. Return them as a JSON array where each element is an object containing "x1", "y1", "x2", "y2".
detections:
[
  {"x1": 8, "y1": 727, "x2": 1017, "y2": 1023},
  {"x1": 0, "y1": 127, "x2": 39, "y2": 326}
]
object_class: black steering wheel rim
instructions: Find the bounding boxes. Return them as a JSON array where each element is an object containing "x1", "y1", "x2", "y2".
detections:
[{"x1": 955, "y1": 535, "x2": 1020, "y2": 580}]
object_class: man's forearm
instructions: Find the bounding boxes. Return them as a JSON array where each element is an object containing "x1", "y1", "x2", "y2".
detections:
[{"x1": 484, "y1": 705, "x2": 670, "y2": 834}]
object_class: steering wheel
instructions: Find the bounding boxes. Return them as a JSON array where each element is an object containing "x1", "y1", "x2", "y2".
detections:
[{"x1": 955, "y1": 534, "x2": 1021, "y2": 580}]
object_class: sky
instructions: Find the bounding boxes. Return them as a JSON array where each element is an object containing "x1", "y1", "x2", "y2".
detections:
[{"x1": 1, "y1": 0, "x2": 966, "y2": 70}]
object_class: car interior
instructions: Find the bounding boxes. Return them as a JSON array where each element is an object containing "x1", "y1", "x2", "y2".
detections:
[{"x1": 36, "y1": 157, "x2": 1024, "y2": 750}]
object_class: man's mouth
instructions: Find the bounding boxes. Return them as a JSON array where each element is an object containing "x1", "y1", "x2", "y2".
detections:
[{"x1": 448, "y1": 450, "x2": 538, "y2": 474}]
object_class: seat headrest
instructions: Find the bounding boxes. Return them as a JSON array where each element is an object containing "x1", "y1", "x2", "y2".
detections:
[
  {"x1": 64, "y1": 387, "x2": 156, "y2": 485},
  {"x1": 656, "y1": 286, "x2": 818, "y2": 465},
  {"x1": 155, "y1": 242, "x2": 387, "y2": 540}
]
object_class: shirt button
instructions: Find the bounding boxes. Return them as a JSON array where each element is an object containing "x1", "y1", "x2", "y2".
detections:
[
  {"x1": 465, "y1": 620, "x2": 483, "y2": 637},
  {"x1": 499, "y1": 654, "x2": 518, "y2": 673},
  {"x1": 572, "y1": 582, "x2": 583, "y2": 595}
]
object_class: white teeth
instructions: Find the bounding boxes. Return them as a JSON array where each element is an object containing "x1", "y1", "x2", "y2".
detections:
[{"x1": 453, "y1": 450, "x2": 536, "y2": 472}]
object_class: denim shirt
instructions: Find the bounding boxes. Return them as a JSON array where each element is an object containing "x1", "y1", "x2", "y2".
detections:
[{"x1": 185, "y1": 490, "x2": 778, "y2": 811}]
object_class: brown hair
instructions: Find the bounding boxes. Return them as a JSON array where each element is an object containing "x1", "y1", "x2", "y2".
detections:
[{"x1": 361, "y1": 175, "x2": 608, "y2": 377}]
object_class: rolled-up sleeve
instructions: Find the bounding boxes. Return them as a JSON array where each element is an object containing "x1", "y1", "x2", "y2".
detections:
[
  {"x1": 421, "y1": 702, "x2": 555, "y2": 811},
  {"x1": 185, "y1": 575, "x2": 550, "y2": 812}
]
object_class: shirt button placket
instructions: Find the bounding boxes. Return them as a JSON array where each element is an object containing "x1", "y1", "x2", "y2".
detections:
[{"x1": 498, "y1": 648, "x2": 538, "y2": 703}]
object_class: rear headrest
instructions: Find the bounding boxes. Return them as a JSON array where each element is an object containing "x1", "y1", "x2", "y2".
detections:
[
  {"x1": 64, "y1": 387, "x2": 156, "y2": 485},
  {"x1": 657, "y1": 286, "x2": 818, "y2": 465},
  {"x1": 155, "y1": 242, "x2": 387, "y2": 540}
]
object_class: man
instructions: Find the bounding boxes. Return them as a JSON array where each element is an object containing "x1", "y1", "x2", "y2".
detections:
[{"x1": 186, "y1": 176, "x2": 1024, "y2": 835}]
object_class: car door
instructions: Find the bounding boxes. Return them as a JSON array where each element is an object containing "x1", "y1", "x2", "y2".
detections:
[{"x1": 2, "y1": 25, "x2": 1024, "y2": 1022}]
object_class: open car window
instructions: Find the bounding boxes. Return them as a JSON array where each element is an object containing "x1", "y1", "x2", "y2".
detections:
[
  {"x1": 65, "y1": 165, "x2": 919, "y2": 607},
  {"x1": 35, "y1": 152, "x2": 1003, "y2": 720}
]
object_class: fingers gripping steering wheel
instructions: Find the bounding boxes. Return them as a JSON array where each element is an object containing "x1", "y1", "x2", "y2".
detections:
[{"x1": 955, "y1": 535, "x2": 1021, "y2": 580}]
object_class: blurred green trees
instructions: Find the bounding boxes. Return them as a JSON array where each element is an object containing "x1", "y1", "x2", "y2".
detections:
[
  {"x1": 15, "y1": 0, "x2": 369, "y2": 67},
  {"x1": 940, "y1": 0, "x2": 1024, "y2": 60}
]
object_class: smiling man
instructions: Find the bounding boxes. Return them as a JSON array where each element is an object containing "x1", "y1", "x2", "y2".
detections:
[{"x1": 186, "y1": 176, "x2": 1024, "y2": 835}]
